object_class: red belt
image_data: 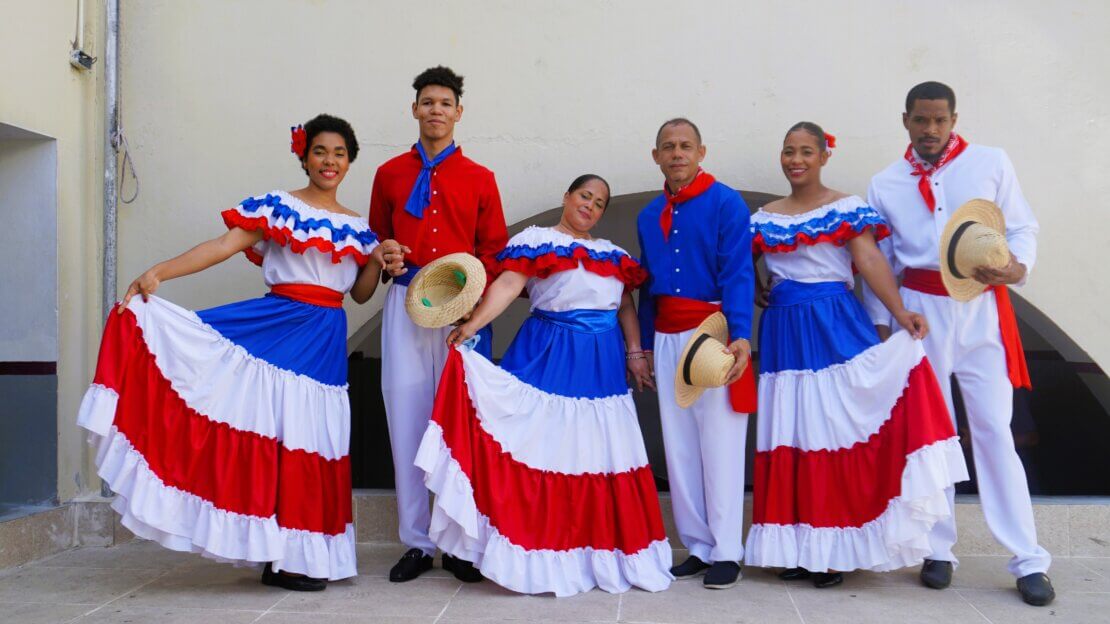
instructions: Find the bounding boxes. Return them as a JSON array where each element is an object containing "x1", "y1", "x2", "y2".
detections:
[
  {"x1": 901, "y1": 269, "x2": 1030, "y2": 390},
  {"x1": 270, "y1": 283, "x2": 344, "y2": 308},
  {"x1": 655, "y1": 295, "x2": 758, "y2": 412}
]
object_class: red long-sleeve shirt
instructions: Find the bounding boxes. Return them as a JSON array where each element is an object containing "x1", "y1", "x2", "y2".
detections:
[{"x1": 368, "y1": 146, "x2": 508, "y2": 281}]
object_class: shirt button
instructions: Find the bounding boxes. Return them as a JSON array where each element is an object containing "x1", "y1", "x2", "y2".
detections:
[
  {"x1": 433, "y1": 191, "x2": 438, "y2": 195},
  {"x1": 432, "y1": 210, "x2": 437, "y2": 214},
  {"x1": 673, "y1": 229, "x2": 678, "y2": 234},
  {"x1": 432, "y1": 228, "x2": 438, "y2": 233},
  {"x1": 432, "y1": 248, "x2": 437, "y2": 253},
  {"x1": 675, "y1": 248, "x2": 680, "y2": 253},
  {"x1": 676, "y1": 288, "x2": 682, "y2": 293},
  {"x1": 675, "y1": 268, "x2": 681, "y2": 272}
]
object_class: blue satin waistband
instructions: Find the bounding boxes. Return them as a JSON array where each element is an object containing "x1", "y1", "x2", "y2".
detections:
[
  {"x1": 768, "y1": 280, "x2": 851, "y2": 307},
  {"x1": 390, "y1": 261, "x2": 423, "y2": 287},
  {"x1": 531, "y1": 308, "x2": 618, "y2": 333}
]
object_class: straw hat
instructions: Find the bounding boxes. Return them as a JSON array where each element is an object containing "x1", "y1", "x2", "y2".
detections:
[
  {"x1": 404, "y1": 253, "x2": 487, "y2": 328},
  {"x1": 674, "y1": 312, "x2": 743, "y2": 408},
  {"x1": 939, "y1": 199, "x2": 1010, "y2": 302}
]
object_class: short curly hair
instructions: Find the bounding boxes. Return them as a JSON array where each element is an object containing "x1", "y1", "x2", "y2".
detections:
[
  {"x1": 299, "y1": 114, "x2": 359, "y2": 173},
  {"x1": 413, "y1": 66, "x2": 464, "y2": 103},
  {"x1": 906, "y1": 81, "x2": 956, "y2": 114}
]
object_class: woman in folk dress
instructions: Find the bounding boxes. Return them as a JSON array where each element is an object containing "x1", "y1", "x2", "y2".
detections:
[
  {"x1": 78, "y1": 114, "x2": 402, "y2": 591},
  {"x1": 744, "y1": 122, "x2": 969, "y2": 587}
]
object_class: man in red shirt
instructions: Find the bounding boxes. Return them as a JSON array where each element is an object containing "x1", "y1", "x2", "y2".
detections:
[{"x1": 369, "y1": 66, "x2": 508, "y2": 583}]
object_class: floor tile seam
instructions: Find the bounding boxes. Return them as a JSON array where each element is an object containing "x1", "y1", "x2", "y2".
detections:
[
  {"x1": 1074, "y1": 558, "x2": 1110, "y2": 580},
  {"x1": 782, "y1": 578, "x2": 808, "y2": 624},
  {"x1": 0, "y1": 600, "x2": 101, "y2": 606},
  {"x1": 355, "y1": 573, "x2": 458, "y2": 580},
  {"x1": 955, "y1": 588, "x2": 1110, "y2": 594},
  {"x1": 26, "y1": 564, "x2": 178, "y2": 571},
  {"x1": 1067, "y1": 504, "x2": 1072, "y2": 556},
  {"x1": 431, "y1": 582, "x2": 465, "y2": 624},
  {"x1": 79, "y1": 604, "x2": 273, "y2": 613},
  {"x1": 71, "y1": 568, "x2": 175, "y2": 621},
  {"x1": 252, "y1": 591, "x2": 292, "y2": 623},
  {"x1": 953, "y1": 588, "x2": 997, "y2": 624}
]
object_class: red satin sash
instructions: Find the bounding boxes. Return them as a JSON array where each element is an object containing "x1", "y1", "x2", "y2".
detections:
[
  {"x1": 655, "y1": 295, "x2": 758, "y2": 412},
  {"x1": 901, "y1": 269, "x2": 1030, "y2": 389},
  {"x1": 270, "y1": 283, "x2": 344, "y2": 308}
]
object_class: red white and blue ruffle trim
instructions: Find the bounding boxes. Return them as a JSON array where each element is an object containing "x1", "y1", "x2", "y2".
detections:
[
  {"x1": 496, "y1": 226, "x2": 647, "y2": 288},
  {"x1": 751, "y1": 197, "x2": 890, "y2": 253},
  {"x1": 77, "y1": 296, "x2": 356, "y2": 580},
  {"x1": 415, "y1": 345, "x2": 672, "y2": 596},
  {"x1": 222, "y1": 190, "x2": 379, "y2": 267},
  {"x1": 745, "y1": 332, "x2": 969, "y2": 572}
]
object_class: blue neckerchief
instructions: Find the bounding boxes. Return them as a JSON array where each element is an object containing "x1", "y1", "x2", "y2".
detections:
[{"x1": 403, "y1": 141, "x2": 457, "y2": 219}]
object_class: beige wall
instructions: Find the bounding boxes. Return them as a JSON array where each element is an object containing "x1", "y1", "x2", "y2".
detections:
[
  {"x1": 115, "y1": 0, "x2": 1109, "y2": 369},
  {"x1": 7, "y1": 1, "x2": 1108, "y2": 498},
  {"x1": 0, "y1": 0, "x2": 105, "y2": 500}
]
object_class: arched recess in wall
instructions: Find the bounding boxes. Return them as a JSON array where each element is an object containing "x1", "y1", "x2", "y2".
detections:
[{"x1": 345, "y1": 190, "x2": 1110, "y2": 496}]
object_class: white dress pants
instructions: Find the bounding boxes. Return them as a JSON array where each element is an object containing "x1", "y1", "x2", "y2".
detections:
[
  {"x1": 654, "y1": 329, "x2": 749, "y2": 564},
  {"x1": 902, "y1": 287, "x2": 1051, "y2": 577},
  {"x1": 381, "y1": 283, "x2": 451, "y2": 555}
]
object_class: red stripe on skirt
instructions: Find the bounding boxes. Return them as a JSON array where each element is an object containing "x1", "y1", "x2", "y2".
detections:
[
  {"x1": 432, "y1": 349, "x2": 666, "y2": 553},
  {"x1": 751, "y1": 358, "x2": 955, "y2": 528},
  {"x1": 93, "y1": 306, "x2": 352, "y2": 535}
]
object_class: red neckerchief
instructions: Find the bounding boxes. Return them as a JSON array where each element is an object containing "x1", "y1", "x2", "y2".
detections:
[
  {"x1": 660, "y1": 170, "x2": 716, "y2": 241},
  {"x1": 904, "y1": 134, "x2": 968, "y2": 212}
]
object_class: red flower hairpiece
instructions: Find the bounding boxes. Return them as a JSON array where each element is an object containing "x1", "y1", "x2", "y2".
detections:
[
  {"x1": 824, "y1": 132, "x2": 837, "y2": 149},
  {"x1": 290, "y1": 125, "x2": 307, "y2": 159}
]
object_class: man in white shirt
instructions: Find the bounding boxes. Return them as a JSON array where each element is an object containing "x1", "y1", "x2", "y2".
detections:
[{"x1": 863, "y1": 81, "x2": 1054, "y2": 606}]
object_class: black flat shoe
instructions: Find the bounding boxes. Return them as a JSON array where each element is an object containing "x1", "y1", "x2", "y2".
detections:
[
  {"x1": 1017, "y1": 572, "x2": 1055, "y2": 606},
  {"x1": 920, "y1": 559, "x2": 953, "y2": 589},
  {"x1": 261, "y1": 563, "x2": 327, "y2": 592},
  {"x1": 813, "y1": 572, "x2": 843, "y2": 588},
  {"x1": 390, "y1": 548, "x2": 434, "y2": 582},
  {"x1": 670, "y1": 555, "x2": 711, "y2": 579},
  {"x1": 779, "y1": 567, "x2": 811, "y2": 581},
  {"x1": 703, "y1": 561, "x2": 742, "y2": 589},
  {"x1": 442, "y1": 554, "x2": 483, "y2": 583}
]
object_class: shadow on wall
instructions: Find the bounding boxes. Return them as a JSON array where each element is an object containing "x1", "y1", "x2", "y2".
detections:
[{"x1": 348, "y1": 190, "x2": 1110, "y2": 496}]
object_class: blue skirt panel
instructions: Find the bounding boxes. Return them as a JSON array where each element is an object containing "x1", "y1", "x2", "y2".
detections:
[
  {"x1": 197, "y1": 293, "x2": 348, "y2": 386},
  {"x1": 499, "y1": 308, "x2": 628, "y2": 399},
  {"x1": 758, "y1": 280, "x2": 879, "y2": 375}
]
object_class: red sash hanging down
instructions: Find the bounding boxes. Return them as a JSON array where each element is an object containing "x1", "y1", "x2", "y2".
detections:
[
  {"x1": 900, "y1": 134, "x2": 1029, "y2": 390},
  {"x1": 655, "y1": 295, "x2": 757, "y2": 412},
  {"x1": 901, "y1": 269, "x2": 1031, "y2": 390}
]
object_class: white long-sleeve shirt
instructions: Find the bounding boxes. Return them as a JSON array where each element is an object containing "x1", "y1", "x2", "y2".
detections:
[{"x1": 862, "y1": 143, "x2": 1039, "y2": 326}]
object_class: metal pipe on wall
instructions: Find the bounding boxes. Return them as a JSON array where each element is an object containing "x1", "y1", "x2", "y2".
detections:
[
  {"x1": 100, "y1": 0, "x2": 119, "y2": 498},
  {"x1": 102, "y1": 0, "x2": 118, "y2": 322}
]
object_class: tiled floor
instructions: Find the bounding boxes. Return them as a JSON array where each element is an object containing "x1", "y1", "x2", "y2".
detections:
[{"x1": 2, "y1": 541, "x2": 1108, "y2": 623}]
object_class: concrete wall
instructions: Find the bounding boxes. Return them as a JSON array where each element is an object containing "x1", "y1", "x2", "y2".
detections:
[
  {"x1": 0, "y1": 0, "x2": 105, "y2": 501},
  {"x1": 0, "y1": 127, "x2": 59, "y2": 362},
  {"x1": 4, "y1": 1, "x2": 1108, "y2": 499},
  {"x1": 114, "y1": 0, "x2": 1109, "y2": 374}
]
